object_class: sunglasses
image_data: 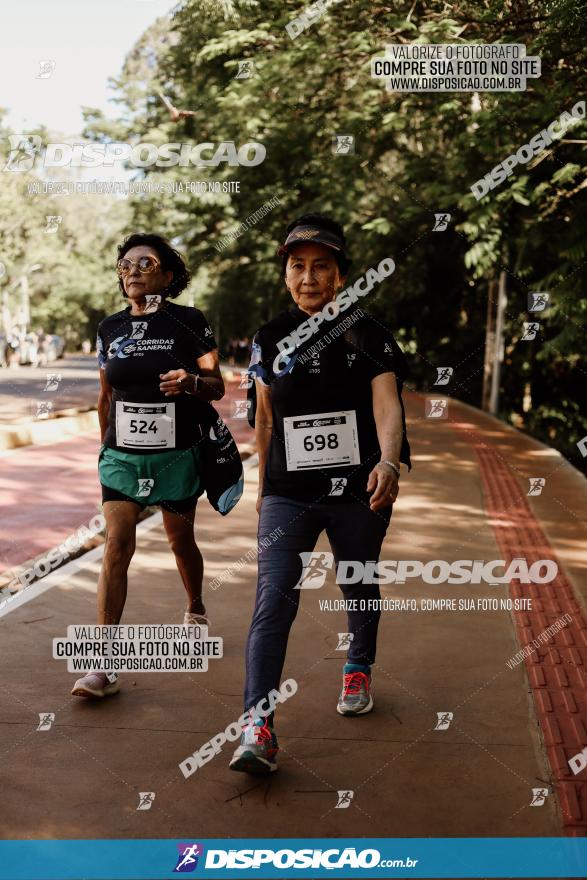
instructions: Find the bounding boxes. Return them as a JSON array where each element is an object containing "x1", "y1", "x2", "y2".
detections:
[{"x1": 116, "y1": 255, "x2": 161, "y2": 276}]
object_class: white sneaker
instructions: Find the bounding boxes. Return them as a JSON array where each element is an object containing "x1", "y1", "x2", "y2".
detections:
[
  {"x1": 183, "y1": 611, "x2": 210, "y2": 628},
  {"x1": 71, "y1": 672, "x2": 120, "y2": 699}
]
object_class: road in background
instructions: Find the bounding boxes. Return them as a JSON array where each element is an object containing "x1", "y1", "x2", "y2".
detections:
[
  {"x1": 0, "y1": 373, "x2": 253, "y2": 574},
  {"x1": 0, "y1": 354, "x2": 98, "y2": 423}
]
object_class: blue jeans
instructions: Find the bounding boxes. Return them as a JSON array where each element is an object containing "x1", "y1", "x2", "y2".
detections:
[{"x1": 244, "y1": 495, "x2": 392, "y2": 719}]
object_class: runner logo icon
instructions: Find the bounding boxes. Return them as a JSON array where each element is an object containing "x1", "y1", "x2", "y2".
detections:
[
  {"x1": 37, "y1": 713, "x2": 55, "y2": 731},
  {"x1": 426, "y1": 398, "x2": 448, "y2": 419},
  {"x1": 130, "y1": 322, "x2": 148, "y2": 340},
  {"x1": 294, "y1": 552, "x2": 334, "y2": 589},
  {"x1": 434, "y1": 367, "x2": 453, "y2": 386},
  {"x1": 144, "y1": 294, "x2": 161, "y2": 313},
  {"x1": 336, "y1": 632, "x2": 354, "y2": 650},
  {"x1": 3, "y1": 134, "x2": 42, "y2": 172},
  {"x1": 433, "y1": 213, "x2": 451, "y2": 231},
  {"x1": 521, "y1": 322, "x2": 540, "y2": 340},
  {"x1": 232, "y1": 400, "x2": 250, "y2": 419},
  {"x1": 435, "y1": 711, "x2": 453, "y2": 730},
  {"x1": 44, "y1": 373, "x2": 61, "y2": 391},
  {"x1": 528, "y1": 292, "x2": 549, "y2": 312},
  {"x1": 329, "y1": 477, "x2": 347, "y2": 496},
  {"x1": 336, "y1": 790, "x2": 354, "y2": 808},
  {"x1": 527, "y1": 477, "x2": 546, "y2": 496},
  {"x1": 530, "y1": 788, "x2": 549, "y2": 806},
  {"x1": 173, "y1": 843, "x2": 204, "y2": 872},
  {"x1": 136, "y1": 792, "x2": 155, "y2": 811}
]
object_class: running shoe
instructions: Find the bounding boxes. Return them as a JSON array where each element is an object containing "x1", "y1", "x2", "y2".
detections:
[
  {"x1": 229, "y1": 717, "x2": 279, "y2": 774},
  {"x1": 71, "y1": 672, "x2": 120, "y2": 699},
  {"x1": 337, "y1": 670, "x2": 373, "y2": 715},
  {"x1": 183, "y1": 611, "x2": 210, "y2": 628}
]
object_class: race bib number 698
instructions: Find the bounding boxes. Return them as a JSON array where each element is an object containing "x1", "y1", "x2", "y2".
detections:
[{"x1": 283, "y1": 410, "x2": 360, "y2": 471}]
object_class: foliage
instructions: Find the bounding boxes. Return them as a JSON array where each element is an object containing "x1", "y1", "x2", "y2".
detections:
[{"x1": 2, "y1": 0, "x2": 585, "y2": 467}]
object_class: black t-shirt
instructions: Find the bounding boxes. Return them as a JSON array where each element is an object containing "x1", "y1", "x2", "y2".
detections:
[
  {"x1": 97, "y1": 301, "x2": 217, "y2": 454},
  {"x1": 247, "y1": 305, "x2": 411, "y2": 503}
]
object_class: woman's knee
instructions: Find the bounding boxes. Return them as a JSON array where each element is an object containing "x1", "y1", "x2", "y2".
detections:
[
  {"x1": 104, "y1": 533, "x2": 135, "y2": 567},
  {"x1": 254, "y1": 584, "x2": 299, "y2": 627},
  {"x1": 168, "y1": 534, "x2": 199, "y2": 559}
]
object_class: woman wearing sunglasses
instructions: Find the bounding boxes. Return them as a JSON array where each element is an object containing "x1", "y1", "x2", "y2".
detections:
[{"x1": 71, "y1": 233, "x2": 224, "y2": 699}]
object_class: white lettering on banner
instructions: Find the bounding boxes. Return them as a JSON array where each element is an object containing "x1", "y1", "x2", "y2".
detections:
[
  {"x1": 569, "y1": 747, "x2": 587, "y2": 776},
  {"x1": 285, "y1": 0, "x2": 347, "y2": 40},
  {"x1": 297, "y1": 557, "x2": 558, "y2": 587},
  {"x1": 3, "y1": 139, "x2": 266, "y2": 172},
  {"x1": 471, "y1": 100, "x2": 585, "y2": 198},
  {"x1": 204, "y1": 846, "x2": 383, "y2": 870}
]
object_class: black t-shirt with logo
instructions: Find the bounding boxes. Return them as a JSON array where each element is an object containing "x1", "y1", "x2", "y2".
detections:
[
  {"x1": 97, "y1": 301, "x2": 217, "y2": 454},
  {"x1": 247, "y1": 305, "x2": 411, "y2": 504}
]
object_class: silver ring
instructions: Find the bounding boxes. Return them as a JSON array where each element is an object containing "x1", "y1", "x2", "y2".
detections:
[{"x1": 177, "y1": 377, "x2": 183, "y2": 385}]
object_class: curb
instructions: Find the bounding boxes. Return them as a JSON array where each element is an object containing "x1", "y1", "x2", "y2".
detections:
[
  {"x1": 0, "y1": 367, "x2": 242, "y2": 452},
  {"x1": 0, "y1": 409, "x2": 99, "y2": 451}
]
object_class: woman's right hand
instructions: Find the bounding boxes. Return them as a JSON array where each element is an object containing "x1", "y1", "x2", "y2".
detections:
[{"x1": 256, "y1": 490, "x2": 263, "y2": 515}]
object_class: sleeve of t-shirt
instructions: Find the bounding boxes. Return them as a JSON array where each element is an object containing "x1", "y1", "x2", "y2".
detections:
[
  {"x1": 246, "y1": 330, "x2": 273, "y2": 428},
  {"x1": 247, "y1": 330, "x2": 273, "y2": 387},
  {"x1": 356, "y1": 315, "x2": 409, "y2": 384},
  {"x1": 188, "y1": 308, "x2": 218, "y2": 357},
  {"x1": 96, "y1": 325, "x2": 106, "y2": 370}
]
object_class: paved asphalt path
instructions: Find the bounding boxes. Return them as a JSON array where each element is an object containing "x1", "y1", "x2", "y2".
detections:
[
  {"x1": 2, "y1": 394, "x2": 586, "y2": 844},
  {"x1": 0, "y1": 354, "x2": 98, "y2": 424}
]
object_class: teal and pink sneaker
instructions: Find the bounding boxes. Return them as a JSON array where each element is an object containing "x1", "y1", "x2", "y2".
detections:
[
  {"x1": 229, "y1": 716, "x2": 279, "y2": 774},
  {"x1": 337, "y1": 664, "x2": 373, "y2": 715}
]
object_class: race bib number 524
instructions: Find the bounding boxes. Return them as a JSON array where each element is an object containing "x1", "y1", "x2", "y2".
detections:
[{"x1": 115, "y1": 401, "x2": 176, "y2": 449}]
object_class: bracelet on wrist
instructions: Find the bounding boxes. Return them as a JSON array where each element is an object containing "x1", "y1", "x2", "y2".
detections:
[
  {"x1": 380, "y1": 459, "x2": 400, "y2": 479},
  {"x1": 185, "y1": 374, "x2": 198, "y2": 396}
]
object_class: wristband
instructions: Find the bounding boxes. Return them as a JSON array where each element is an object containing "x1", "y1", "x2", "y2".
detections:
[
  {"x1": 380, "y1": 459, "x2": 400, "y2": 479},
  {"x1": 185, "y1": 374, "x2": 199, "y2": 396}
]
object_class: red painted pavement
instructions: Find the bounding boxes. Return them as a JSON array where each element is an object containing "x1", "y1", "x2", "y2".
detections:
[
  {"x1": 0, "y1": 431, "x2": 103, "y2": 573},
  {"x1": 0, "y1": 379, "x2": 253, "y2": 575},
  {"x1": 454, "y1": 420, "x2": 587, "y2": 835}
]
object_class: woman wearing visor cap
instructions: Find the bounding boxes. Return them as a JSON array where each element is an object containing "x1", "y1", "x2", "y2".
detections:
[{"x1": 229, "y1": 213, "x2": 411, "y2": 774}]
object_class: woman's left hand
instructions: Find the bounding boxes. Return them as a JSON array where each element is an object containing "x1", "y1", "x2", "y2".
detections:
[
  {"x1": 159, "y1": 369, "x2": 196, "y2": 396},
  {"x1": 367, "y1": 462, "x2": 399, "y2": 511}
]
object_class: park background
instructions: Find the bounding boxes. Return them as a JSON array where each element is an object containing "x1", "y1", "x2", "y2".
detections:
[{"x1": 0, "y1": 0, "x2": 585, "y2": 468}]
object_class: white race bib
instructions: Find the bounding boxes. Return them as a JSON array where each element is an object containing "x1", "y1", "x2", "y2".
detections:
[
  {"x1": 115, "y1": 401, "x2": 176, "y2": 449},
  {"x1": 283, "y1": 410, "x2": 360, "y2": 471}
]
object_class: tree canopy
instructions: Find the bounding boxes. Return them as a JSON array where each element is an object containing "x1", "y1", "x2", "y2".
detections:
[{"x1": 2, "y1": 0, "x2": 585, "y2": 467}]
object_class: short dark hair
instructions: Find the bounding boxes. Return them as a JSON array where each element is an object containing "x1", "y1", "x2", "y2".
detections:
[
  {"x1": 117, "y1": 233, "x2": 191, "y2": 299},
  {"x1": 280, "y1": 212, "x2": 351, "y2": 277}
]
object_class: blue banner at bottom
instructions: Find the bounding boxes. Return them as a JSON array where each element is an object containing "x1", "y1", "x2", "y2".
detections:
[{"x1": 0, "y1": 837, "x2": 585, "y2": 879}]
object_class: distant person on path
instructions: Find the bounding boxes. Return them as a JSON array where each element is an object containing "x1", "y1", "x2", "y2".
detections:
[
  {"x1": 237, "y1": 336, "x2": 249, "y2": 366},
  {"x1": 227, "y1": 336, "x2": 238, "y2": 367}
]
